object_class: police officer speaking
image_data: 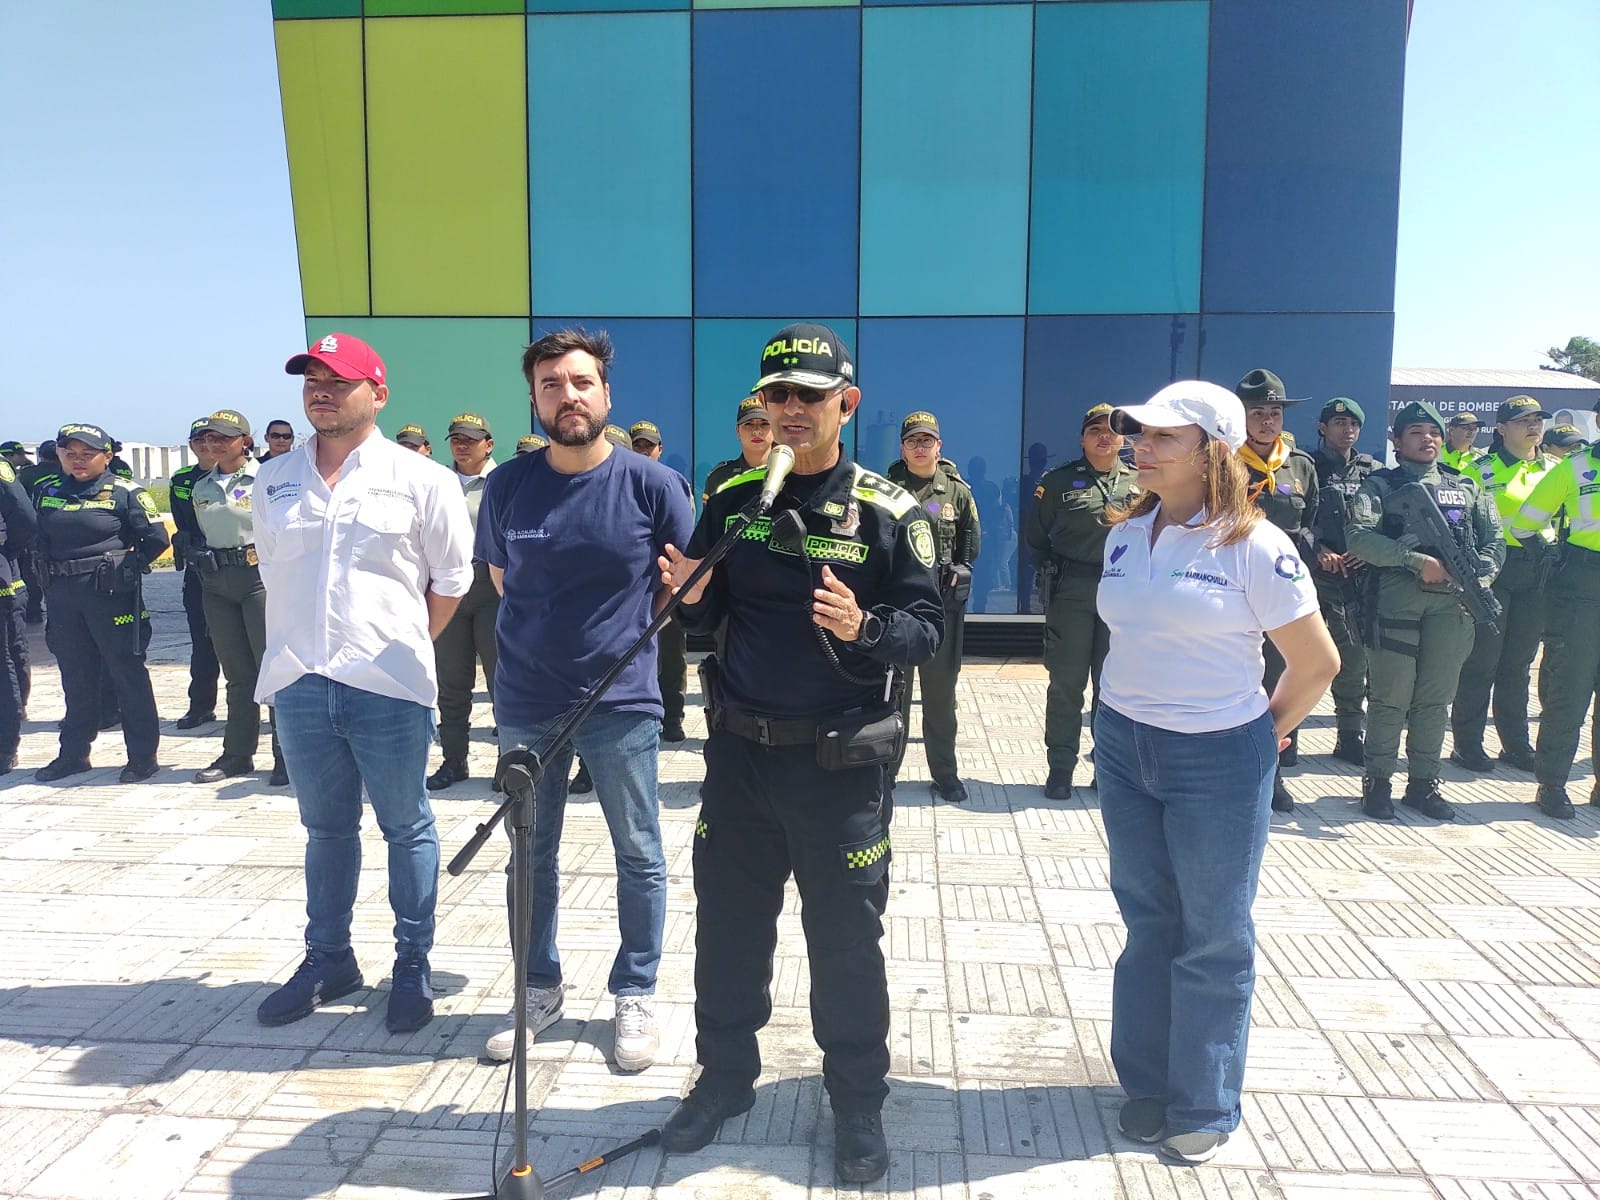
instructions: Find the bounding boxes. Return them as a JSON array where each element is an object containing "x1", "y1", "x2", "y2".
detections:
[
  {"x1": 1309, "y1": 398, "x2": 1380, "y2": 764},
  {"x1": 658, "y1": 323, "x2": 943, "y2": 1184},
  {"x1": 1345, "y1": 401, "x2": 1503, "y2": 820},
  {"x1": 32, "y1": 423, "x2": 170, "y2": 784},
  {"x1": 886, "y1": 410, "x2": 980, "y2": 803}
]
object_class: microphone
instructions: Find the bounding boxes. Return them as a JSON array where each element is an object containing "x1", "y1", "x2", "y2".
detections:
[{"x1": 757, "y1": 444, "x2": 796, "y2": 513}]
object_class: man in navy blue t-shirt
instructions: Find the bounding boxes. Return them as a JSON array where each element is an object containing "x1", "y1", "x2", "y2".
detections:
[{"x1": 475, "y1": 327, "x2": 693, "y2": 1072}]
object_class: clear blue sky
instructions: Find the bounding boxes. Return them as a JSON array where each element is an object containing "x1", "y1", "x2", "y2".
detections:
[{"x1": 1, "y1": 0, "x2": 1595, "y2": 445}]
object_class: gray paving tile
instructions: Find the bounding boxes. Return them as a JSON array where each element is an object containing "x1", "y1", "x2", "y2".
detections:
[{"x1": 1375, "y1": 1099, "x2": 1576, "y2": 1180}]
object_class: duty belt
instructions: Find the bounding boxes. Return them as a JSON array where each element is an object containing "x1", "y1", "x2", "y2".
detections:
[
  {"x1": 43, "y1": 550, "x2": 124, "y2": 579},
  {"x1": 211, "y1": 545, "x2": 259, "y2": 568},
  {"x1": 716, "y1": 708, "x2": 820, "y2": 747},
  {"x1": 1562, "y1": 543, "x2": 1600, "y2": 571}
]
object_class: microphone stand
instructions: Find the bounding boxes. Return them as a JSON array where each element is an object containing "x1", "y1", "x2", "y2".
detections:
[{"x1": 448, "y1": 491, "x2": 774, "y2": 1200}]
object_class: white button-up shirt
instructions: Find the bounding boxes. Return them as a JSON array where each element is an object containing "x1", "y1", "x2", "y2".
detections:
[
  {"x1": 1096, "y1": 505, "x2": 1319, "y2": 734},
  {"x1": 252, "y1": 428, "x2": 475, "y2": 708}
]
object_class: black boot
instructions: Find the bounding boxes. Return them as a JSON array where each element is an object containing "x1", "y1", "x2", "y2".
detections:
[
  {"x1": 1361, "y1": 776, "x2": 1394, "y2": 819},
  {"x1": 1535, "y1": 784, "x2": 1576, "y2": 820},
  {"x1": 1042, "y1": 767, "x2": 1074, "y2": 799},
  {"x1": 834, "y1": 1111, "x2": 889, "y2": 1184},
  {"x1": 426, "y1": 758, "x2": 469, "y2": 790},
  {"x1": 1331, "y1": 731, "x2": 1365, "y2": 766},
  {"x1": 1498, "y1": 745, "x2": 1536, "y2": 773},
  {"x1": 1402, "y1": 778, "x2": 1455, "y2": 820},
  {"x1": 1270, "y1": 774, "x2": 1294, "y2": 813},
  {"x1": 1449, "y1": 744, "x2": 1493, "y2": 772},
  {"x1": 570, "y1": 759, "x2": 593, "y2": 794},
  {"x1": 660, "y1": 1082, "x2": 756, "y2": 1153}
]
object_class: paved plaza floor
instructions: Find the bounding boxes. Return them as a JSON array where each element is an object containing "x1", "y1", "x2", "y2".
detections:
[{"x1": 3, "y1": 572, "x2": 1599, "y2": 1199}]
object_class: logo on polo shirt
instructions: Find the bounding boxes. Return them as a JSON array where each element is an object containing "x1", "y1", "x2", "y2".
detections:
[
  {"x1": 1274, "y1": 554, "x2": 1305, "y2": 582},
  {"x1": 1173, "y1": 568, "x2": 1231, "y2": 587}
]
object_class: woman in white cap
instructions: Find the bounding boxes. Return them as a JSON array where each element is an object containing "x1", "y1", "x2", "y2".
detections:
[{"x1": 1092, "y1": 381, "x2": 1339, "y2": 1163}]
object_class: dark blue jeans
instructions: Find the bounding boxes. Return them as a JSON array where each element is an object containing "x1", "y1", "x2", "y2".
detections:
[
  {"x1": 274, "y1": 674, "x2": 439, "y2": 957},
  {"x1": 499, "y1": 710, "x2": 665, "y2": 996},
  {"x1": 1094, "y1": 702, "x2": 1275, "y2": 1135}
]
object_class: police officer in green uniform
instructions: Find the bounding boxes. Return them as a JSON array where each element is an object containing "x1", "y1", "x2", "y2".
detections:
[
  {"x1": 0, "y1": 454, "x2": 36, "y2": 773},
  {"x1": 1509, "y1": 439, "x2": 1600, "y2": 817},
  {"x1": 396, "y1": 423, "x2": 432, "y2": 455},
  {"x1": 16, "y1": 440, "x2": 54, "y2": 626},
  {"x1": 1236, "y1": 369, "x2": 1321, "y2": 812},
  {"x1": 1449, "y1": 395, "x2": 1552, "y2": 773},
  {"x1": 630, "y1": 419, "x2": 692, "y2": 743},
  {"x1": 1025, "y1": 402, "x2": 1138, "y2": 798},
  {"x1": 1346, "y1": 401, "x2": 1504, "y2": 820},
  {"x1": 169, "y1": 419, "x2": 220, "y2": 729},
  {"x1": 886, "y1": 411, "x2": 980, "y2": 803},
  {"x1": 32, "y1": 423, "x2": 170, "y2": 784},
  {"x1": 1440, "y1": 413, "x2": 1483, "y2": 471},
  {"x1": 429, "y1": 413, "x2": 501, "y2": 790},
  {"x1": 1309, "y1": 398, "x2": 1380, "y2": 764},
  {"x1": 702, "y1": 395, "x2": 772, "y2": 504},
  {"x1": 514, "y1": 434, "x2": 548, "y2": 456},
  {"x1": 190, "y1": 410, "x2": 286, "y2": 786}
]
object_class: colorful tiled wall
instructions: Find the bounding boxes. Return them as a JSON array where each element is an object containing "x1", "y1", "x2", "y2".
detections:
[{"x1": 274, "y1": 0, "x2": 1408, "y2": 612}]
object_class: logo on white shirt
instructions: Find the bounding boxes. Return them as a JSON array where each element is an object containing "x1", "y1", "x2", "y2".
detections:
[{"x1": 1274, "y1": 554, "x2": 1306, "y2": 582}]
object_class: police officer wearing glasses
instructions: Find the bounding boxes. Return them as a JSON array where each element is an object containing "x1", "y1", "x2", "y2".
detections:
[
  {"x1": 658, "y1": 324, "x2": 943, "y2": 1184},
  {"x1": 32, "y1": 423, "x2": 169, "y2": 784}
]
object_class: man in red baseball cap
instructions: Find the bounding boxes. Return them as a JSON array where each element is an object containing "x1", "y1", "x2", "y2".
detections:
[{"x1": 285, "y1": 332, "x2": 386, "y2": 386}]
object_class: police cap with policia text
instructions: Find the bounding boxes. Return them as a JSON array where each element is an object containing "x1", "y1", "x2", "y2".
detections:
[
  {"x1": 900, "y1": 412, "x2": 940, "y2": 440},
  {"x1": 396, "y1": 424, "x2": 430, "y2": 448},
  {"x1": 448, "y1": 413, "x2": 492, "y2": 440},
  {"x1": 515, "y1": 434, "x2": 548, "y2": 455},
  {"x1": 754, "y1": 323, "x2": 854, "y2": 392},
  {"x1": 629, "y1": 420, "x2": 662, "y2": 446},
  {"x1": 196, "y1": 409, "x2": 251, "y2": 438},
  {"x1": 735, "y1": 396, "x2": 766, "y2": 425},
  {"x1": 1081, "y1": 403, "x2": 1115, "y2": 432},
  {"x1": 55, "y1": 422, "x2": 114, "y2": 452}
]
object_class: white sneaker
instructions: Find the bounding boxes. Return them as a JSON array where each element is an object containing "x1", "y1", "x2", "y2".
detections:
[
  {"x1": 484, "y1": 984, "x2": 564, "y2": 1061},
  {"x1": 612, "y1": 993, "x2": 658, "y2": 1072}
]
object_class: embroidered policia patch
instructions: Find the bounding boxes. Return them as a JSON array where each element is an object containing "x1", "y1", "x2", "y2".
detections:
[{"x1": 910, "y1": 519, "x2": 936, "y2": 567}]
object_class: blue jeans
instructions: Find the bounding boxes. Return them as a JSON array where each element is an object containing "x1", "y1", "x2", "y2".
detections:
[
  {"x1": 274, "y1": 674, "x2": 439, "y2": 957},
  {"x1": 1093, "y1": 703, "x2": 1275, "y2": 1135},
  {"x1": 499, "y1": 710, "x2": 665, "y2": 995}
]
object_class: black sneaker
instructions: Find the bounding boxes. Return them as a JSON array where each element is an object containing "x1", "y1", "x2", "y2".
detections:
[
  {"x1": 932, "y1": 775, "x2": 968, "y2": 803},
  {"x1": 1402, "y1": 778, "x2": 1455, "y2": 820},
  {"x1": 426, "y1": 758, "x2": 468, "y2": 791},
  {"x1": 35, "y1": 757, "x2": 92, "y2": 783},
  {"x1": 1042, "y1": 768, "x2": 1074, "y2": 799},
  {"x1": 175, "y1": 710, "x2": 215, "y2": 730},
  {"x1": 1331, "y1": 732, "x2": 1365, "y2": 765},
  {"x1": 834, "y1": 1111, "x2": 889, "y2": 1184},
  {"x1": 195, "y1": 755, "x2": 253, "y2": 783},
  {"x1": 660, "y1": 1082, "x2": 756, "y2": 1153},
  {"x1": 1117, "y1": 1097, "x2": 1166, "y2": 1143},
  {"x1": 662, "y1": 719, "x2": 686, "y2": 743},
  {"x1": 1498, "y1": 746, "x2": 1537, "y2": 773},
  {"x1": 1271, "y1": 776, "x2": 1294, "y2": 813},
  {"x1": 1450, "y1": 745, "x2": 1493, "y2": 772},
  {"x1": 1535, "y1": 785, "x2": 1576, "y2": 820},
  {"x1": 1361, "y1": 776, "x2": 1395, "y2": 820},
  {"x1": 257, "y1": 948, "x2": 363, "y2": 1026},
  {"x1": 119, "y1": 760, "x2": 159, "y2": 784},
  {"x1": 570, "y1": 760, "x2": 593, "y2": 794},
  {"x1": 385, "y1": 953, "x2": 434, "y2": 1032}
]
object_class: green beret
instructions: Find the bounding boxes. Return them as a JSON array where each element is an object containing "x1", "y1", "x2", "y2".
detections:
[
  {"x1": 1319, "y1": 397, "x2": 1365, "y2": 424},
  {"x1": 1391, "y1": 400, "x2": 1445, "y2": 437}
]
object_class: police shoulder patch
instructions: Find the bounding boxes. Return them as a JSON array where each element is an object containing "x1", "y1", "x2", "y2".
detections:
[
  {"x1": 909, "y1": 518, "x2": 937, "y2": 568},
  {"x1": 135, "y1": 489, "x2": 159, "y2": 516},
  {"x1": 851, "y1": 465, "x2": 917, "y2": 519},
  {"x1": 0, "y1": 461, "x2": 13, "y2": 483}
]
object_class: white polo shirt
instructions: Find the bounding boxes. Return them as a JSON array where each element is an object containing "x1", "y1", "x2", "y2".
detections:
[
  {"x1": 252, "y1": 427, "x2": 475, "y2": 708},
  {"x1": 1096, "y1": 505, "x2": 1319, "y2": 734}
]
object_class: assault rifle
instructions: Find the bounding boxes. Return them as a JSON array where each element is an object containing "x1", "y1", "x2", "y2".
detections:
[{"x1": 1388, "y1": 481, "x2": 1502, "y2": 637}]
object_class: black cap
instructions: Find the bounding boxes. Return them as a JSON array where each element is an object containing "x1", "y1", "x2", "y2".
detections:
[
  {"x1": 754, "y1": 323, "x2": 854, "y2": 392},
  {"x1": 515, "y1": 434, "x2": 548, "y2": 455},
  {"x1": 900, "y1": 411, "x2": 940, "y2": 440},
  {"x1": 396, "y1": 424, "x2": 429, "y2": 447},
  {"x1": 1446, "y1": 412, "x2": 1483, "y2": 428},
  {"x1": 735, "y1": 396, "x2": 766, "y2": 425},
  {"x1": 1544, "y1": 425, "x2": 1585, "y2": 449},
  {"x1": 447, "y1": 412, "x2": 492, "y2": 440},
  {"x1": 1496, "y1": 395, "x2": 1552, "y2": 423},
  {"x1": 55, "y1": 423, "x2": 113, "y2": 452}
]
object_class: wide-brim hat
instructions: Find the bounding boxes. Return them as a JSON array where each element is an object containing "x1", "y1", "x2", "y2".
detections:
[{"x1": 1235, "y1": 368, "x2": 1308, "y2": 408}]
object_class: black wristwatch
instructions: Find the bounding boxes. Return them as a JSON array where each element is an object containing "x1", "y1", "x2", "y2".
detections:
[{"x1": 856, "y1": 610, "x2": 884, "y2": 649}]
